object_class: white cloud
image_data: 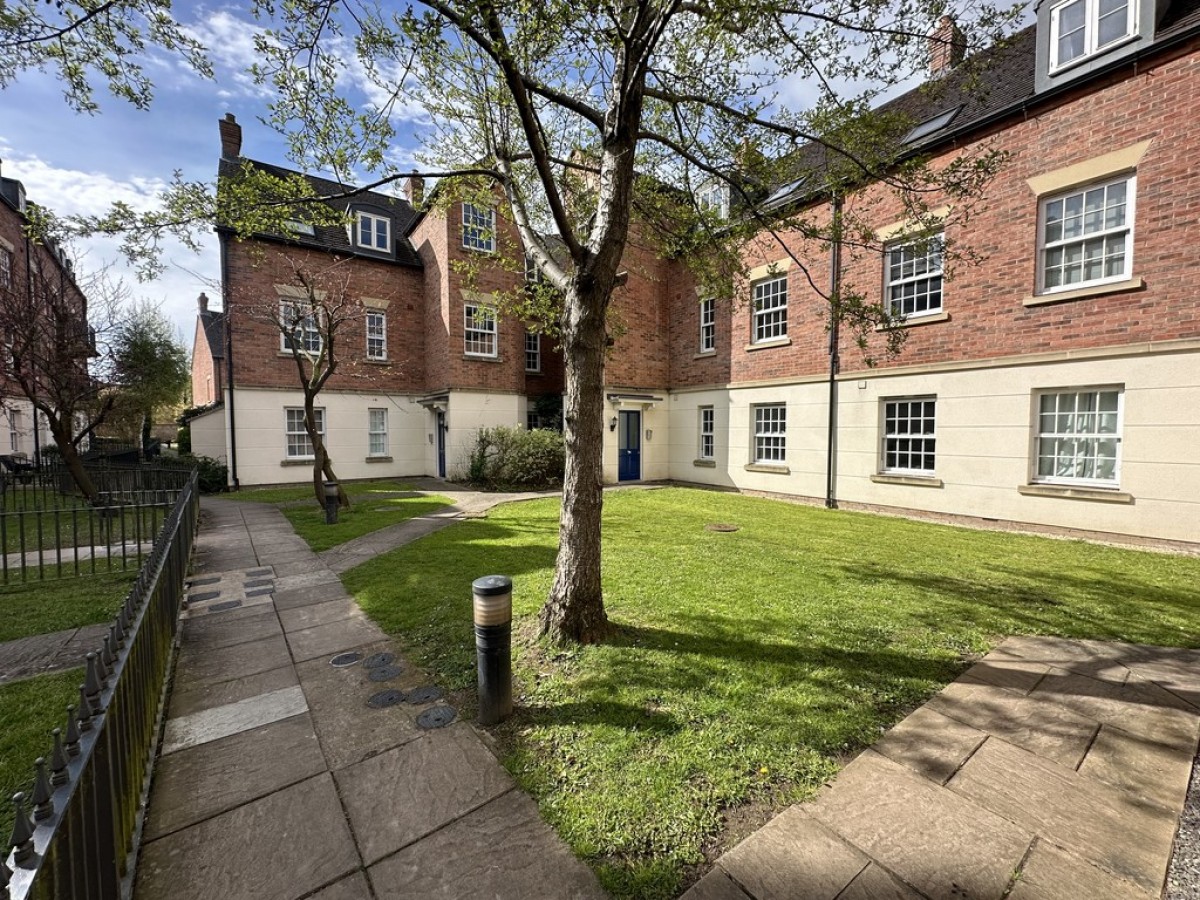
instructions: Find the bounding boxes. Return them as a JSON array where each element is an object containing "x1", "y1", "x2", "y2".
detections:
[{"x1": 0, "y1": 144, "x2": 219, "y2": 347}]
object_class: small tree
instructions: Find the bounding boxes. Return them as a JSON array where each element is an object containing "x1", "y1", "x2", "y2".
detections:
[{"x1": 111, "y1": 302, "x2": 189, "y2": 458}]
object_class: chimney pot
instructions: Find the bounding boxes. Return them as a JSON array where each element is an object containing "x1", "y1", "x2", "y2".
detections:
[
  {"x1": 198, "y1": 292, "x2": 209, "y2": 314},
  {"x1": 403, "y1": 174, "x2": 425, "y2": 208},
  {"x1": 929, "y1": 16, "x2": 966, "y2": 76},
  {"x1": 219, "y1": 114, "x2": 243, "y2": 160}
]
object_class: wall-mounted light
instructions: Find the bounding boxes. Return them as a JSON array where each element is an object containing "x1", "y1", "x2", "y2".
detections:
[
  {"x1": 609, "y1": 416, "x2": 618, "y2": 432},
  {"x1": 645, "y1": 429, "x2": 653, "y2": 441}
]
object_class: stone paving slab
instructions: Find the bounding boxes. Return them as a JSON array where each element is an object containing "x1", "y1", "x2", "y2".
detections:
[
  {"x1": 835, "y1": 862, "x2": 926, "y2": 900},
  {"x1": 807, "y1": 749, "x2": 1034, "y2": 900},
  {"x1": 136, "y1": 774, "x2": 359, "y2": 900},
  {"x1": 161, "y1": 685, "x2": 308, "y2": 755},
  {"x1": 307, "y1": 873, "x2": 375, "y2": 900},
  {"x1": 1079, "y1": 723, "x2": 1197, "y2": 811},
  {"x1": 1007, "y1": 840, "x2": 1157, "y2": 900},
  {"x1": 336, "y1": 722, "x2": 515, "y2": 864},
  {"x1": 870, "y1": 705, "x2": 987, "y2": 785},
  {"x1": 948, "y1": 736, "x2": 1178, "y2": 892},
  {"x1": 367, "y1": 789, "x2": 607, "y2": 900},
  {"x1": 682, "y1": 871, "x2": 754, "y2": 900},
  {"x1": 178, "y1": 607, "x2": 281, "y2": 650},
  {"x1": 174, "y1": 632, "x2": 293, "y2": 685},
  {"x1": 718, "y1": 807, "x2": 869, "y2": 900},
  {"x1": 168, "y1": 664, "x2": 299, "y2": 719},
  {"x1": 145, "y1": 713, "x2": 325, "y2": 841},
  {"x1": 285, "y1": 614, "x2": 387, "y2": 662},
  {"x1": 0, "y1": 623, "x2": 107, "y2": 682},
  {"x1": 278, "y1": 597, "x2": 360, "y2": 633}
]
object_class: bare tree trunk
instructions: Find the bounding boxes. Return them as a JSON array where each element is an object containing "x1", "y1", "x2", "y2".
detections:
[
  {"x1": 306, "y1": 401, "x2": 350, "y2": 508},
  {"x1": 539, "y1": 286, "x2": 610, "y2": 644},
  {"x1": 52, "y1": 424, "x2": 98, "y2": 503}
]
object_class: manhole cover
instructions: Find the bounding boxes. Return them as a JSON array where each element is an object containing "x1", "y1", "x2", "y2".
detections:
[
  {"x1": 705, "y1": 523, "x2": 740, "y2": 533},
  {"x1": 368, "y1": 664, "x2": 404, "y2": 682},
  {"x1": 189, "y1": 591, "x2": 220, "y2": 602},
  {"x1": 417, "y1": 706, "x2": 456, "y2": 729},
  {"x1": 243, "y1": 579, "x2": 273, "y2": 589},
  {"x1": 209, "y1": 600, "x2": 242, "y2": 612},
  {"x1": 407, "y1": 685, "x2": 444, "y2": 705},
  {"x1": 361, "y1": 652, "x2": 395, "y2": 670},
  {"x1": 331, "y1": 652, "x2": 362, "y2": 668},
  {"x1": 367, "y1": 689, "x2": 407, "y2": 709}
]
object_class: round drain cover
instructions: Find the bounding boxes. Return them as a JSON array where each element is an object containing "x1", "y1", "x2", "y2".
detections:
[
  {"x1": 361, "y1": 652, "x2": 395, "y2": 670},
  {"x1": 417, "y1": 706, "x2": 456, "y2": 729},
  {"x1": 331, "y1": 652, "x2": 362, "y2": 668},
  {"x1": 368, "y1": 664, "x2": 404, "y2": 682},
  {"x1": 367, "y1": 689, "x2": 407, "y2": 708},
  {"x1": 407, "y1": 685, "x2": 444, "y2": 705},
  {"x1": 705, "y1": 523, "x2": 740, "y2": 532},
  {"x1": 209, "y1": 600, "x2": 242, "y2": 612}
]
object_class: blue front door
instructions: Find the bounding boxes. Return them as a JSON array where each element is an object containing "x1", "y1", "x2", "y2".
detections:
[{"x1": 618, "y1": 410, "x2": 641, "y2": 481}]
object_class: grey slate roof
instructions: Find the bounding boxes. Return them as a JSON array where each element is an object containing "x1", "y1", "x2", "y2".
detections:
[
  {"x1": 199, "y1": 309, "x2": 225, "y2": 360},
  {"x1": 217, "y1": 157, "x2": 423, "y2": 268}
]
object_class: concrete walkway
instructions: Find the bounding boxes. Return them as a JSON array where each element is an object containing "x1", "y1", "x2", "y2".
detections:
[
  {"x1": 685, "y1": 636, "x2": 1200, "y2": 900},
  {"x1": 134, "y1": 496, "x2": 605, "y2": 900},
  {"x1": 0, "y1": 622, "x2": 109, "y2": 683}
]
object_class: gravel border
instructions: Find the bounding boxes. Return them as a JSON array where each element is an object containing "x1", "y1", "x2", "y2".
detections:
[{"x1": 1166, "y1": 752, "x2": 1200, "y2": 899}]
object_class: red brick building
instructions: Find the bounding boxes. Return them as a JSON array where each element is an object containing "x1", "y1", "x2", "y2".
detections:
[{"x1": 198, "y1": 3, "x2": 1200, "y2": 545}]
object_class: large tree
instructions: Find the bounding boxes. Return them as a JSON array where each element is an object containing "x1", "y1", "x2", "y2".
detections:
[
  {"x1": 111, "y1": 301, "x2": 189, "y2": 458},
  {"x1": 2, "y1": 0, "x2": 1020, "y2": 642}
]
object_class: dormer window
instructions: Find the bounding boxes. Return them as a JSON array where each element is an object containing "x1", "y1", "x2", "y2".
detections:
[
  {"x1": 1050, "y1": 0, "x2": 1135, "y2": 71},
  {"x1": 697, "y1": 182, "x2": 730, "y2": 219},
  {"x1": 355, "y1": 211, "x2": 391, "y2": 251}
]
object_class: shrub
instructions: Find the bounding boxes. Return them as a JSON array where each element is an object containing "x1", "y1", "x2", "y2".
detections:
[
  {"x1": 181, "y1": 454, "x2": 228, "y2": 493},
  {"x1": 463, "y1": 426, "x2": 564, "y2": 489},
  {"x1": 176, "y1": 425, "x2": 191, "y2": 454}
]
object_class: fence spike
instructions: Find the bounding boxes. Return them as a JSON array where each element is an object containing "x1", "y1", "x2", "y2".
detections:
[
  {"x1": 77, "y1": 684, "x2": 93, "y2": 733},
  {"x1": 92, "y1": 645, "x2": 109, "y2": 685},
  {"x1": 9, "y1": 793, "x2": 36, "y2": 867},
  {"x1": 31, "y1": 759, "x2": 53, "y2": 822},
  {"x1": 64, "y1": 705, "x2": 81, "y2": 755},
  {"x1": 50, "y1": 729, "x2": 69, "y2": 786},
  {"x1": 85, "y1": 651, "x2": 104, "y2": 702},
  {"x1": 102, "y1": 630, "x2": 115, "y2": 671},
  {"x1": 112, "y1": 612, "x2": 125, "y2": 646}
]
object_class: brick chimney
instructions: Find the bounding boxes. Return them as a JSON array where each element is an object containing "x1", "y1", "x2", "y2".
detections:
[
  {"x1": 403, "y1": 174, "x2": 425, "y2": 207},
  {"x1": 219, "y1": 113, "x2": 242, "y2": 160},
  {"x1": 929, "y1": 16, "x2": 966, "y2": 76},
  {"x1": 198, "y1": 292, "x2": 209, "y2": 314}
]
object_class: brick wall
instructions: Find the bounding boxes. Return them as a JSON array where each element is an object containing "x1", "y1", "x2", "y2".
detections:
[
  {"x1": 223, "y1": 239, "x2": 427, "y2": 393},
  {"x1": 667, "y1": 36, "x2": 1200, "y2": 387},
  {"x1": 190, "y1": 317, "x2": 220, "y2": 404}
]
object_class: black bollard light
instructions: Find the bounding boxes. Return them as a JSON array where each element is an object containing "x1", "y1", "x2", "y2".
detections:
[
  {"x1": 323, "y1": 481, "x2": 339, "y2": 524},
  {"x1": 472, "y1": 575, "x2": 513, "y2": 725}
]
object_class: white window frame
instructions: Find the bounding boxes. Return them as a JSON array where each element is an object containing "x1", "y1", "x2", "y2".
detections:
[
  {"x1": 464, "y1": 304, "x2": 498, "y2": 358},
  {"x1": 355, "y1": 211, "x2": 391, "y2": 251},
  {"x1": 886, "y1": 233, "x2": 944, "y2": 319},
  {"x1": 280, "y1": 301, "x2": 322, "y2": 355},
  {"x1": 285, "y1": 407, "x2": 325, "y2": 460},
  {"x1": 525, "y1": 332, "x2": 541, "y2": 372},
  {"x1": 368, "y1": 408, "x2": 389, "y2": 457},
  {"x1": 697, "y1": 183, "x2": 730, "y2": 219},
  {"x1": 699, "y1": 298, "x2": 716, "y2": 353},
  {"x1": 752, "y1": 404, "x2": 786, "y2": 464},
  {"x1": 366, "y1": 312, "x2": 387, "y2": 360},
  {"x1": 698, "y1": 406, "x2": 715, "y2": 460},
  {"x1": 1049, "y1": 0, "x2": 1137, "y2": 73},
  {"x1": 0, "y1": 248, "x2": 11, "y2": 288},
  {"x1": 751, "y1": 277, "x2": 787, "y2": 344},
  {"x1": 462, "y1": 203, "x2": 496, "y2": 252},
  {"x1": 9, "y1": 410, "x2": 20, "y2": 453},
  {"x1": 1033, "y1": 387, "x2": 1123, "y2": 487},
  {"x1": 1037, "y1": 175, "x2": 1135, "y2": 295},
  {"x1": 881, "y1": 397, "x2": 938, "y2": 475}
]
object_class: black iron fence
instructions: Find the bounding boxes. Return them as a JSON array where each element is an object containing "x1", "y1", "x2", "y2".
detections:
[
  {"x1": 0, "y1": 462, "x2": 195, "y2": 585},
  {"x1": 2, "y1": 467, "x2": 199, "y2": 899}
]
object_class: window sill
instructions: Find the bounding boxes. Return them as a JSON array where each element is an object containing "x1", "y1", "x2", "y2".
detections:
[
  {"x1": 693, "y1": 458, "x2": 716, "y2": 468},
  {"x1": 461, "y1": 244, "x2": 497, "y2": 255},
  {"x1": 280, "y1": 458, "x2": 313, "y2": 467},
  {"x1": 463, "y1": 354, "x2": 502, "y2": 363},
  {"x1": 525, "y1": 368, "x2": 542, "y2": 375},
  {"x1": 876, "y1": 310, "x2": 950, "y2": 331},
  {"x1": 871, "y1": 473, "x2": 944, "y2": 488},
  {"x1": 744, "y1": 338, "x2": 791, "y2": 352},
  {"x1": 694, "y1": 350, "x2": 716, "y2": 360},
  {"x1": 365, "y1": 455, "x2": 393, "y2": 463},
  {"x1": 364, "y1": 358, "x2": 391, "y2": 366},
  {"x1": 1018, "y1": 483, "x2": 1133, "y2": 503},
  {"x1": 1024, "y1": 277, "x2": 1143, "y2": 307},
  {"x1": 744, "y1": 463, "x2": 790, "y2": 475}
]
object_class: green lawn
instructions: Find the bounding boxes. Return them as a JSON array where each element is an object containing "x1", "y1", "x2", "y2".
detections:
[
  {"x1": 223, "y1": 479, "x2": 420, "y2": 505},
  {"x1": 343, "y1": 487, "x2": 1200, "y2": 899},
  {"x1": 0, "y1": 669, "x2": 82, "y2": 838},
  {"x1": 282, "y1": 493, "x2": 452, "y2": 552},
  {"x1": 0, "y1": 572, "x2": 137, "y2": 642}
]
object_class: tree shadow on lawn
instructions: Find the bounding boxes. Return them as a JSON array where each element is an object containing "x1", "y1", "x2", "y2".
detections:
[{"x1": 838, "y1": 560, "x2": 1200, "y2": 648}]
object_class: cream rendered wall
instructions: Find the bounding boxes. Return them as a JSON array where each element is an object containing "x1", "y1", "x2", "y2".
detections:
[
  {"x1": 189, "y1": 407, "x2": 227, "y2": 464},
  {"x1": 230, "y1": 387, "x2": 427, "y2": 486},
  {"x1": 668, "y1": 348, "x2": 1200, "y2": 544},
  {"x1": 602, "y1": 398, "x2": 671, "y2": 483},
  {"x1": 441, "y1": 391, "x2": 524, "y2": 478}
]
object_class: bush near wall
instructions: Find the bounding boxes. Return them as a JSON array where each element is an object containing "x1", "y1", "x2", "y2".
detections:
[
  {"x1": 465, "y1": 426, "x2": 565, "y2": 490},
  {"x1": 179, "y1": 455, "x2": 227, "y2": 493}
]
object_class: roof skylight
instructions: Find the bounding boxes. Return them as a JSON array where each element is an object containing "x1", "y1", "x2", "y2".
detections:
[{"x1": 902, "y1": 107, "x2": 962, "y2": 145}]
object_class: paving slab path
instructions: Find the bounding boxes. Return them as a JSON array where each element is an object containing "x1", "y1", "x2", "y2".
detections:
[
  {"x1": 0, "y1": 622, "x2": 109, "y2": 683},
  {"x1": 134, "y1": 495, "x2": 605, "y2": 900},
  {"x1": 685, "y1": 636, "x2": 1200, "y2": 900}
]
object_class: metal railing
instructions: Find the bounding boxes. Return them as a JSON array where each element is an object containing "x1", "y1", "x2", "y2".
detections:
[
  {"x1": 0, "y1": 462, "x2": 194, "y2": 584},
  {"x1": 2, "y1": 468, "x2": 199, "y2": 900}
]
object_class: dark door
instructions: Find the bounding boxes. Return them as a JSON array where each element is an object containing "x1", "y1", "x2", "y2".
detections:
[
  {"x1": 618, "y1": 410, "x2": 641, "y2": 482},
  {"x1": 436, "y1": 411, "x2": 446, "y2": 478}
]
